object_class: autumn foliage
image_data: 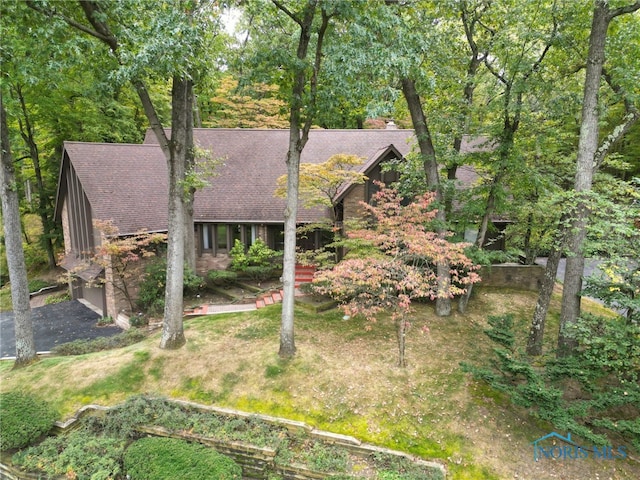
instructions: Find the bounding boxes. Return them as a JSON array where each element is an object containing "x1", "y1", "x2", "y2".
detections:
[
  {"x1": 92, "y1": 220, "x2": 167, "y2": 314},
  {"x1": 312, "y1": 184, "x2": 480, "y2": 366}
]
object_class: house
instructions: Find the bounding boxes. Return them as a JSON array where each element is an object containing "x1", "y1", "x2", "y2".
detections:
[{"x1": 55, "y1": 127, "x2": 485, "y2": 318}]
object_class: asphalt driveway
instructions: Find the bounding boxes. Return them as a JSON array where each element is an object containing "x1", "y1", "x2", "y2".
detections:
[{"x1": 0, "y1": 300, "x2": 122, "y2": 358}]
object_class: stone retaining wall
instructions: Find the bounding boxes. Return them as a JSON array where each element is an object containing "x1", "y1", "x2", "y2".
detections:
[{"x1": 479, "y1": 263, "x2": 545, "y2": 291}]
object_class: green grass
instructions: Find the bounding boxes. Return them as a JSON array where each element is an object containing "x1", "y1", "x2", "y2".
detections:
[
  {"x1": 74, "y1": 350, "x2": 150, "y2": 401},
  {"x1": 1, "y1": 288, "x2": 636, "y2": 480}
]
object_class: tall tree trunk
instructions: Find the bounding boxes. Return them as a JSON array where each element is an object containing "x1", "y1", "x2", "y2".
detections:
[
  {"x1": 28, "y1": 0, "x2": 195, "y2": 350},
  {"x1": 15, "y1": 85, "x2": 56, "y2": 269},
  {"x1": 447, "y1": 3, "x2": 485, "y2": 217},
  {"x1": 277, "y1": 0, "x2": 329, "y2": 358},
  {"x1": 527, "y1": 241, "x2": 563, "y2": 356},
  {"x1": 401, "y1": 77, "x2": 451, "y2": 317},
  {"x1": 558, "y1": 0, "x2": 640, "y2": 356},
  {"x1": 159, "y1": 76, "x2": 192, "y2": 350},
  {"x1": 280, "y1": 138, "x2": 301, "y2": 358},
  {"x1": 1, "y1": 96, "x2": 36, "y2": 367},
  {"x1": 558, "y1": 2, "x2": 609, "y2": 356},
  {"x1": 182, "y1": 80, "x2": 196, "y2": 274}
]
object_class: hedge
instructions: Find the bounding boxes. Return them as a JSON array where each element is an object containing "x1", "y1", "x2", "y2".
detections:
[{"x1": 124, "y1": 436, "x2": 242, "y2": 480}]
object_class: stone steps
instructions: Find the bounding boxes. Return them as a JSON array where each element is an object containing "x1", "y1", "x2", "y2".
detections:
[{"x1": 256, "y1": 265, "x2": 316, "y2": 309}]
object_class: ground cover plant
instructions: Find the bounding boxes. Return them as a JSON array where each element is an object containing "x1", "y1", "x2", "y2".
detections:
[
  {"x1": 51, "y1": 329, "x2": 148, "y2": 356},
  {"x1": 9, "y1": 394, "x2": 442, "y2": 480},
  {"x1": 1, "y1": 287, "x2": 638, "y2": 479},
  {"x1": 124, "y1": 437, "x2": 242, "y2": 480},
  {"x1": 0, "y1": 391, "x2": 58, "y2": 451},
  {"x1": 462, "y1": 312, "x2": 640, "y2": 452}
]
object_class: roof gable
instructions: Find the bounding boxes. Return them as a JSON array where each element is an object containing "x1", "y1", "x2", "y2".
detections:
[{"x1": 60, "y1": 142, "x2": 168, "y2": 235}]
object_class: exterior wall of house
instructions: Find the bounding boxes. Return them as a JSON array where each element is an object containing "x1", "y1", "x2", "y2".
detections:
[
  {"x1": 342, "y1": 184, "x2": 367, "y2": 224},
  {"x1": 196, "y1": 253, "x2": 232, "y2": 276},
  {"x1": 82, "y1": 280, "x2": 106, "y2": 316},
  {"x1": 61, "y1": 199, "x2": 71, "y2": 255}
]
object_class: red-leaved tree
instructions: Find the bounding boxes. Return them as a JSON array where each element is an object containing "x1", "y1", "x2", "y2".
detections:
[
  {"x1": 92, "y1": 220, "x2": 167, "y2": 315},
  {"x1": 312, "y1": 184, "x2": 480, "y2": 367}
]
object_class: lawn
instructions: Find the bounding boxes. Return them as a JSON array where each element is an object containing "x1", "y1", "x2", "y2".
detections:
[{"x1": 1, "y1": 286, "x2": 637, "y2": 480}]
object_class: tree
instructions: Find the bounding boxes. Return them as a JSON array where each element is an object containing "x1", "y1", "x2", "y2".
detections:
[
  {"x1": 0, "y1": 96, "x2": 36, "y2": 367},
  {"x1": 456, "y1": 0, "x2": 559, "y2": 313},
  {"x1": 275, "y1": 153, "x2": 366, "y2": 224},
  {"x1": 27, "y1": 0, "x2": 220, "y2": 349},
  {"x1": 558, "y1": 0, "x2": 640, "y2": 356},
  {"x1": 201, "y1": 75, "x2": 289, "y2": 128},
  {"x1": 275, "y1": 153, "x2": 366, "y2": 266},
  {"x1": 1, "y1": 2, "x2": 147, "y2": 272},
  {"x1": 246, "y1": 0, "x2": 336, "y2": 358},
  {"x1": 91, "y1": 220, "x2": 166, "y2": 315},
  {"x1": 313, "y1": 184, "x2": 480, "y2": 367}
]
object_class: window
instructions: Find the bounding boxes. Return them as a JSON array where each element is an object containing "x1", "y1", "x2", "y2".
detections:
[
  {"x1": 202, "y1": 225, "x2": 213, "y2": 251},
  {"x1": 217, "y1": 224, "x2": 227, "y2": 250}
]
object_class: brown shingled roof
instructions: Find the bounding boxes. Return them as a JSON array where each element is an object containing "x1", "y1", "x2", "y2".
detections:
[
  {"x1": 146, "y1": 128, "x2": 417, "y2": 224},
  {"x1": 62, "y1": 142, "x2": 168, "y2": 235},
  {"x1": 60, "y1": 129, "x2": 487, "y2": 235}
]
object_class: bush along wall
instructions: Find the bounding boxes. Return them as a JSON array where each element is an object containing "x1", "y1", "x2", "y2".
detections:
[
  {"x1": 4, "y1": 395, "x2": 446, "y2": 480},
  {"x1": 0, "y1": 391, "x2": 58, "y2": 452}
]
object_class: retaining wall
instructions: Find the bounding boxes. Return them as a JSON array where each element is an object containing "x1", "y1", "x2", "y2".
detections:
[{"x1": 479, "y1": 263, "x2": 545, "y2": 291}]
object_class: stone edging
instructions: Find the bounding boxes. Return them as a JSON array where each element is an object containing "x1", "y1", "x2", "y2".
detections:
[{"x1": 2, "y1": 400, "x2": 447, "y2": 480}]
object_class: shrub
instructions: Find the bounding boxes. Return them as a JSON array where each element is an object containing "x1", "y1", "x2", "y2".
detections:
[
  {"x1": 45, "y1": 291, "x2": 70, "y2": 305},
  {"x1": 461, "y1": 313, "x2": 640, "y2": 450},
  {"x1": 229, "y1": 239, "x2": 249, "y2": 271},
  {"x1": 304, "y1": 442, "x2": 349, "y2": 472},
  {"x1": 244, "y1": 265, "x2": 277, "y2": 282},
  {"x1": 230, "y1": 239, "x2": 282, "y2": 277},
  {"x1": 28, "y1": 279, "x2": 51, "y2": 293},
  {"x1": 23, "y1": 241, "x2": 48, "y2": 272},
  {"x1": 0, "y1": 391, "x2": 58, "y2": 451},
  {"x1": 124, "y1": 437, "x2": 242, "y2": 480},
  {"x1": 207, "y1": 269, "x2": 238, "y2": 286},
  {"x1": 137, "y1": 259, "x2": 204, "y2": 313},
  {"x1": 11, "y1": 429, "x2": 125, "y2": 480},
  {"x1": 51, "y1": 329, "x2": 146, "y2": 356}
]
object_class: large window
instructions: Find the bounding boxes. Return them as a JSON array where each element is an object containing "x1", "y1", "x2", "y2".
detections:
[
  {"x1": 202, "y1": 225, "x2": 213, "y2": 251},
  {"x1": 199, "y1": 223, "x2": 252, "y2": 255},
  {"x1": 217, "y1": 224, "x2": 227, "y2": 250},
  {"x1": 267, "y1": 225, "x2": 285, "y2": 251}
]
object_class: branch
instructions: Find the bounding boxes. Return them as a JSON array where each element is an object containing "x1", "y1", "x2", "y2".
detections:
[
  {"x1": 608, "y1": 1, "x2": 640, "y2": 19},
  {"x1": 78, "y1": 0, "x2": 119, "y2": 52},
  {"x1": 26, "y1": 0, "x2": 118, "y2": 53},
  {"x1": 483, "y1": 56, "x2": 508, "y2": 86},
  {"x1": 302, "y1": 7, "x2": 331, "y2": 142},
  {"x1": 593, "y1": 67, "x2": 640, "y2": 172},
  {"x1": 28, "y1": 1, "x2": 171, "y2": 153},
  {"x1": 593, "y1": 110, "x2": 640, "y2": 173},
  {"x1": 522, "y1": 1, "x2": 558, "y2": 83},
  {"x1": 133, "y1": 80, "x2": 170, "y2": 157},
  {"x1": 602, "y1": 67, "x2": 639, "y2": 113},
  {"x1": 272, "y1": 0, "x2": 304, "y2": 26}
]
